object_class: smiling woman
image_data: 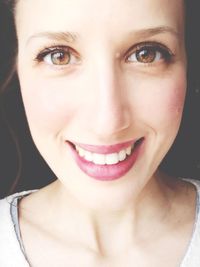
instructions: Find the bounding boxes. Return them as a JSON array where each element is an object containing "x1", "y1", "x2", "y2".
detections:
[{"x1": 0, "y1": 0, "x2": 200, "y2": 266}]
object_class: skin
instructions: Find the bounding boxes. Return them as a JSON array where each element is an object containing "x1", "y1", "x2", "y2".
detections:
[{"x1": 15, "y1": 0, "x2": 196, "y2": 266}]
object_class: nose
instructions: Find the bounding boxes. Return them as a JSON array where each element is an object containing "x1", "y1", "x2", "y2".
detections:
[{"x1": 85, "y1": 58, "x2": 131, "y2": 139}]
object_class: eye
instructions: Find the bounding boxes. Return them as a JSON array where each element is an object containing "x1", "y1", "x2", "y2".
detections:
[
  {"x1": 35, "y1": 47, "x2": 80, "y2": 66},
  {"x1": 126, "y1": 43, "x2": 173, "y2": 64},
  {"x1": 46, "y1": 50, "x2": 70, "y2": 65}
]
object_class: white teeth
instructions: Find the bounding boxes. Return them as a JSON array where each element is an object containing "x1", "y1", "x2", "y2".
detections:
[
  {"x1": 118, "y1": 150, "x2": 126, "y2": 161},
  {"x1": 84, "y1": 151, "x2": 93, "y2": 162},
  {"x1": 106, "y1": 153, "x2": 119, "y2": 165},
  {"x1": 93, "y1": 153, "x2": 106, "y2": 165},
  {"x1": 126, "y1": 146, "x2": 132, "y2": 156},
  {"x1": 78, "y1": 147, "x2": 85, "y2": 157},
  {"x1": 75, "y1": 144, "x2": 134, "y2": 165}
]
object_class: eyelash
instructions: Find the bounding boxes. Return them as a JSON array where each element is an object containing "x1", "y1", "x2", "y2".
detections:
[
  {"x1": 35, "y1": 45, "x2": 80, "y2": 66},
  {"x1": 34, "y1": 42, "x2": 174, "y2": 68},
  {"x1": 126, "y1": 42, "x2": 174, "y2": 65}
]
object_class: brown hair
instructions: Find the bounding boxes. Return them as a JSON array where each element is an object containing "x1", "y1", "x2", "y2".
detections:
[{"x1": 0, "y1": 0, "x2": 21, "y2": 195}]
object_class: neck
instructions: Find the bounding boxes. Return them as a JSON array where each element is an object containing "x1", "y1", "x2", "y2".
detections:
[{"x1": 44, "y1": 172, "x2": 176, "y2": 255}]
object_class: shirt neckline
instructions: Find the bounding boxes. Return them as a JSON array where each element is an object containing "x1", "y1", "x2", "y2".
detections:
[
  {"x1": 179, "y1": 178, "x2": 200, "y2": 266},
  {"x1": 9, "y1": 179, "x2": 200, "y2": 266}
]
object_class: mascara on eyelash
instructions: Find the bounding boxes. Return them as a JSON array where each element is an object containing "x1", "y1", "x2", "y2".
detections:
[
  {"x1": 35, "y1": 46, "x2": 70, "y2": 62},
  {"x1": 128, "y1": 42, "x2": 175, "y2": 61}
]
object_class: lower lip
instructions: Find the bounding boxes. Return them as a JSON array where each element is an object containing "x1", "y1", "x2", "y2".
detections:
[{"x1": 67, "y1": 139, "x2": 144, "y2": 181}]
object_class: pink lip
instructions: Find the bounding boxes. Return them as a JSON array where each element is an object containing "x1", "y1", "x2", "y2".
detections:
[
  {"x1": 66, "y1": 138, "x2": 144, "y2": 181},
  {"x1": 72, "y1": 140, "x2": 136, "y2": 154}
]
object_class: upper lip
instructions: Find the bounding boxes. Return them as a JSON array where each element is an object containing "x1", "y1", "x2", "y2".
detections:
[{"x1": 68, "y1": 139, "x2": 140, "y2": 154}]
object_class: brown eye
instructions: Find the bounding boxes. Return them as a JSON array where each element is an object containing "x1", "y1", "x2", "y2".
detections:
[
  {"x1": 136, "y1": 48, "x2": 158, "y2": 63},
  {"x1": 50, "y1": 51, "x2": 71, "y2": 65},
  {"x1": 35, "y1": 46, "x2": 81, "y2": 68},
  {"x1": 126, "y1": 43, "x2": 172, "y2": 64}
]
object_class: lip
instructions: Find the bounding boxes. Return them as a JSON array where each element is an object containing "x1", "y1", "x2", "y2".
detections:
[
  {"x1": 73, "y1": 139, "x2": 136, "y2": 154},
  {"x1": 66, "y1": 138, "x2": 144, "y2": 181}
]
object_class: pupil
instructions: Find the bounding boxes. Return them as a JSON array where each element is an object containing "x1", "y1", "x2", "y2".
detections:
[
  {"x1": 52, "y1": 52, "x2": 70, "y2": 65},
  {"x1": 137, "y1": 48, "x2": 155, "y2": 63}
]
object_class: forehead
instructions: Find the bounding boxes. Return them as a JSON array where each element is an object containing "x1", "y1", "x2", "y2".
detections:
[{"x1": 15, "y1": 0, "x2": 184, "y2": 40}]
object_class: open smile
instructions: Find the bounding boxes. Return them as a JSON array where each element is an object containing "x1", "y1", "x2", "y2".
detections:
[{"x1": 67, "y1": 138, "x2": 144, "y2": 181}]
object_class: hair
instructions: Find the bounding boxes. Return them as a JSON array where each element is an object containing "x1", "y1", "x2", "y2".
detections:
[
  {"x1": 0, "y1": 0, "x2": 20, "y2": 195},
  {"x1": 0, "y1": 1, "x2": 17, "y2": 92},
  {"x1": 0, "y1": 0, "x2": 55, "y2": 196},
  {"x1": 0, "y1": 0, "x2": 199, "y2": 196},
  {"x1": 0, "y1": 0, "x2": 199, "y2": 91}
]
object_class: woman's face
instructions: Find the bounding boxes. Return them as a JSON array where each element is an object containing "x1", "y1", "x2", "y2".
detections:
[{"x1": 16, "y1": 0, "x2": 186, "y2": 207}]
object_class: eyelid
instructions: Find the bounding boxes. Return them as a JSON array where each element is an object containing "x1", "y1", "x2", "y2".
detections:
[
  {"x1": 125, "y1": 41, "x2": 174, "y2": 62},
  {"x1": 34, "y1": 45, "x2": 80, "y2": 63}
]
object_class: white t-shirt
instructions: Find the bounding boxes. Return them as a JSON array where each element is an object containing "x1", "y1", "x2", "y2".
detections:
[{"x1": 0, "y1": 179, "x2": 200, "y2": 267}]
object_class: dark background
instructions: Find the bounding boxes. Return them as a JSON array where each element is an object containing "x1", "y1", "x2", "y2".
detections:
[{"x1": 0, "y1": 85, "x2": 56, "y2": 198}]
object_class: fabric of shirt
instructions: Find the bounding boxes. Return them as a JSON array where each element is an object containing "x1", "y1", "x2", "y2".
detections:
[{"x1": 0, "y1": 179, "x2": 200, "y2": 267}]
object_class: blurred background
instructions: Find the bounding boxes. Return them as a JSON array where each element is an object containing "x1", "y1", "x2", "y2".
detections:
[{"x1": 0, "y1": 84, "x2": 56, "y2": 197}]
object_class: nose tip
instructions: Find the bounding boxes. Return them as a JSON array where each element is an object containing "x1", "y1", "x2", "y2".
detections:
[{"x1": 87, "y1": 86, "x2": 131, "y2": 139}]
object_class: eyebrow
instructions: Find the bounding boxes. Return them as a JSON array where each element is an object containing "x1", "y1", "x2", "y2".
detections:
[
  {"x1": 26, "y1": 26, "x2": 180, "y2": 46},
  {"x1": 26, "y1": 31, "x2": 79, "y2": 46},
  {"x1": 130, "y1": 26, "x2": 181, "y2": 39}
]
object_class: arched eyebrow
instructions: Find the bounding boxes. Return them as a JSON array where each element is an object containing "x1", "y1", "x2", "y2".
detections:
[
  {"x1": 25, "y1": 26, "x2": 180, "y2": 46},
  {"x1": 129, "y1": 26, "x2": 181, "y2": 40},
  {"x1": 26, "y1": 31, "x2": 79, "y2": 46}
]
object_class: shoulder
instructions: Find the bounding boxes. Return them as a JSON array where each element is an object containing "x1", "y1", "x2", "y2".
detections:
[
  {"x1": 0, "y1": 190, "x2": 36, "y2": 218},
  {"x1": 181, "y1": 178, "x2": 200, "y2": 267},
  {"x1": 184, "y1": 178, "x2": 200, "y2": 189},
  {"x1": 0, "y1": 191, "x2": 35, "y2": 267},
  {"x1": 0, "y1": 190, "x2": 34, "y2": 228}
]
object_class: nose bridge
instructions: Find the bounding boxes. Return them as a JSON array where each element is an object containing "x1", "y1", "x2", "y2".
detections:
[
  {"x1": 89, "y1": 52, "x2": 130, "y2": 137},
  {"x1": 97, "y1": 62, "x2": 123, "y2": 119}
]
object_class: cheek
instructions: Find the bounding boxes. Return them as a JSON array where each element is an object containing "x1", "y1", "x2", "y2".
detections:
[
  {"x1": 160, "y1": 83, "x2": 185, "y2": 126},
  {"x1": 134, "y1": 75, "x2": 186, "y2": 130},
  {"x1": 153, "y1": 84, "x2": 185, "y2": 125},
  {"x1": 20, "y1": 77, "x2": 80, "y2": 134}
]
